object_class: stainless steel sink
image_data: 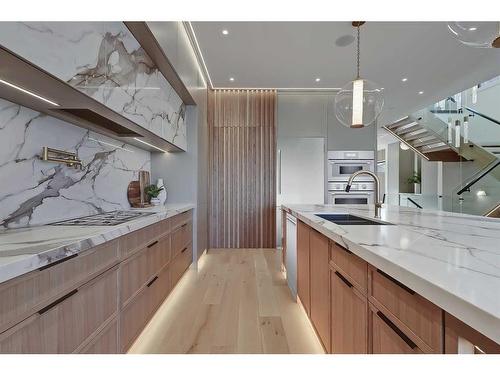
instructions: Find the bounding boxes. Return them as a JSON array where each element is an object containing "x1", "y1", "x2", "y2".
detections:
[{"x1": 315, "y1": 213, "x2": 393, "y2": 226}]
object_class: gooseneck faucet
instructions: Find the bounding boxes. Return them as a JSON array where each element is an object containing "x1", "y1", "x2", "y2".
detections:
[{"x1": 345, "y1": 170, "x2": 382, "y2": 219}]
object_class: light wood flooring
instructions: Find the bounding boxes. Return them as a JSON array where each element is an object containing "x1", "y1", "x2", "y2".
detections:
[{"x1": 128, "y1": 248, "x2": 324, "y2": 354}]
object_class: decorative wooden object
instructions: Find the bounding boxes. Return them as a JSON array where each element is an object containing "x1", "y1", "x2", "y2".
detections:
[
  {"x1": 208, "y1": 89, "x2": 277, "y2": 248},
  {"x1": 127, "y1": 170, "x2": 152, "y2": 208}
]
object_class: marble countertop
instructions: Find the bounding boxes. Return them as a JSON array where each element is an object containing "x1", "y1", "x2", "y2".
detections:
[
  {"x1": 0, "y1": 203, "x2": 195, "y2": 284},
  {"x1": 282, "y1": 204, "x2": 500, "y2": 344}
]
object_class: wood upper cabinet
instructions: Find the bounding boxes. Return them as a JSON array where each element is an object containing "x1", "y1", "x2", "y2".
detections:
[
  {"x1": 330, "y1": 267, "x2": 368, "y2": 354},
  {"x1": 444, "y1": 312, "x2": 500, "y2": 354},
  {"x1": 370, "y1": 304, "x2": 423, "y2": 354},
  {"x1": 297, "y1": 220, "x2": 311, "y2": 315},
  {"x1": 309, "y1": 229, "x2": 330, "y2": 352}
]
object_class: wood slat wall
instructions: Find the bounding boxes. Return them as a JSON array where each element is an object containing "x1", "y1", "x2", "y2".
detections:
[{"x1": 208, "y1": 89, "x2": 277, "y2": 248}]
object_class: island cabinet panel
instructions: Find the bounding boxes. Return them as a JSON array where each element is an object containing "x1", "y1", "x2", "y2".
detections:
[
  {"x1": 80, "y1": 318, "x2": 118, "y2": 354},
  {"x1": 368, "y1": 266, "x2": 443, "y2": 353},
  {"x1": 330, "y1": 267, "x2": 368, "y2": 354},
  {"x1": 119, "y1": 235, "x2": 171, "y2": 307},
  {"x1": 0, "y1": 239, "x2": 119, "y2": 334},
  {"x1": 370, "y1": 304, "x2": 424, "y2": 354},
  {"x1": 309, "y1": 229, "x2": 330, "y2": 352},
  {"x1": 0, "y1": 266, "x2": 118, "y2": 354},
  {"x1": 297, "y1": 220, "x2": 311, "y2": 315},
  {"x1": 444, "y1": 312, "x2": 500, "y2": 354},
  {"x1": 329, "y1": 241, "x2": 368, "y2": 294}
]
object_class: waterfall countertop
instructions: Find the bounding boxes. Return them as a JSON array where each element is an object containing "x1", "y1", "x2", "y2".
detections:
[
  {"x1": 282, "y1": 204, "x2": 500, "y2": 344},
  {"x1": 0, "y1": 204, "x2": 195, "y2": 285}
]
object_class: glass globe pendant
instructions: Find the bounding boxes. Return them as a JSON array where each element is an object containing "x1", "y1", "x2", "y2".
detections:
[
  {"x1": 447, "y1": 22, "x2": 500, "y2": 48},
  {"x1": 334, "y1": 22, "x2": 384, "y2": 128}
]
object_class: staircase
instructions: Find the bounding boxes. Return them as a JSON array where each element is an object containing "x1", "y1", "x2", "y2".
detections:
[{"x1": 383, "y1": 116, "x2": 464, "y2": 162}]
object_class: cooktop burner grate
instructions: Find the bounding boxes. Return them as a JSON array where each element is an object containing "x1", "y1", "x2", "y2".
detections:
[{"x1": 50, "y1": 211, "x2": 155, "y2": 226}]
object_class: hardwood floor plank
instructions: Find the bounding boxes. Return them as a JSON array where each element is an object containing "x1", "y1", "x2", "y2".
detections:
[{"x1": 259, "y1": 316, "x2": 290, "y2": 354}]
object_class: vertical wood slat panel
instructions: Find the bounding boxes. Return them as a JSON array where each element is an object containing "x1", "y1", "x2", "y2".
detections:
[{"x1": 208, "y1": 89, "x2": 276, "y2": 248}]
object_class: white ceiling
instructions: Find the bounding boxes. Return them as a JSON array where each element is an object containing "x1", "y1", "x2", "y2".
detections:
[{"x1": 191, "y1": 21, "x2": 500, "y2": 126}]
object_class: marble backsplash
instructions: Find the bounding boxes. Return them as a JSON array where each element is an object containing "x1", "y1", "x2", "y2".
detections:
[
  {"x1": 0, "y1": 98, "x2": 151, "y2": 229},
  {"x1": 0, "y1": 22, "x2": 187, "y2": 150}
]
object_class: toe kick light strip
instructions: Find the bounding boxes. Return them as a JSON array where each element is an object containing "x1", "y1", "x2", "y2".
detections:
[{"x1": 0, "y1": 78, "x2": 60, "y2": 107}]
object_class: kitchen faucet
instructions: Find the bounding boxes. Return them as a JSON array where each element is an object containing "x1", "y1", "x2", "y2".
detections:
[{"x1": 345, "y1": 170, "x2": 382, "y2": 219}]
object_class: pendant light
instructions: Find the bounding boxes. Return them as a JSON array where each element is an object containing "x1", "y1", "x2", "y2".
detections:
[
  {"x1": 447, "y1": 117, "x2": 453, "y2": 144},
  {"x1": 463, "y1": 116, "x2": 469, "y2": 144},
  {"x1": 334, "y1": 22, "x2": 384, "y2": 128},
  {"x1": 447, "y1": 21, "x2": 500, "y2": 48},
  {"x1": 454, "y1": 120, "x2": 461, "y2": 148}
]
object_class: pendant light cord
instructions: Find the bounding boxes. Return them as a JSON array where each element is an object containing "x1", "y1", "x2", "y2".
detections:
[{"x1": 356, "y1": 25, "x2": 361, "y2": 79}]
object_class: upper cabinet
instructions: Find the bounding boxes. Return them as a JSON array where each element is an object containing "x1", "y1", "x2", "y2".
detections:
[{"x1": 0, "y1": 22, "x2": 187, "y2": 151}]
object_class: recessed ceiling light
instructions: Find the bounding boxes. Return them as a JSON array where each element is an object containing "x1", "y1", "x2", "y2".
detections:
[
  {"x1": 401, "y1": 78, "x2": 408, "y2": 82},
  {"x1": 315, "y1": 78, "x2": 321, "y2": 82},
  {"x1": 380, "y1": 87, "x2": 385, "y2": 90},
  {"x1": 222, "y1": 29, "x2": 229, "y2": 35},
  {"x1": 0, "y1": 78, "x2": 59, "y2": 106},
  {"x1": 469, "y1": 27, "x2": 477, "y2": 31},
  {"x1": 418, "y1": 91, "x2": 424, "y2": 95},
  {"x1": 229, "y1": 77, "x2": 235, "y2": 82}
]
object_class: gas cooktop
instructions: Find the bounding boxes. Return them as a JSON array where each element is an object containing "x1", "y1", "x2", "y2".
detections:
[{"x1": 50, "y1": 211, "x2": 155, "y2": 226}]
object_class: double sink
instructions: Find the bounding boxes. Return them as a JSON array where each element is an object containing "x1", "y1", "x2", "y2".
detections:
[{"x1": 315, "y1": 213, "x2": 393, "y2": 226}]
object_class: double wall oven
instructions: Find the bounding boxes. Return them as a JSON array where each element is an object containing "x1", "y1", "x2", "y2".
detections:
[{"x1": 327, "y1": 151, "x2": 375, "y2": 205}]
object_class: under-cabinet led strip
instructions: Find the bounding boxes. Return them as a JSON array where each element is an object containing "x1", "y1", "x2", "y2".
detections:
[{"x1": 0, "y1": 78, "x2": 59, "y2": 107}]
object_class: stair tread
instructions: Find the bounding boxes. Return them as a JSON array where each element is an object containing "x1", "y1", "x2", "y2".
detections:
[
  {"x1": 404, "y1": 130, "x2": 432, "y2": 141},
  {"x1": 396, "y1": 123, "x2": 423, "y2": 135},
  {"x1": 386, "y1": 116, "x2": 413, "y2": 130}
]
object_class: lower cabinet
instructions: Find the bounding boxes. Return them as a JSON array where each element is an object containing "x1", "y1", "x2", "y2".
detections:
[
  {"x1": 330, "y1": 268, "x2": 367, "y2": 354},
  {"x1": 0, "y1": 266, "x2": 118, "y2": 354},
  {"x1": 80, "y1": 318, "x2": 119, "y2": 354},
  {"x1": 297, "y1": 221, "x2": 311, "y2": 315},
  {"x1": 370, "y1": 305, "x2": 423, "y2": 354},
  {"x1": 309, "y1": 229, "x2": 330, "y2": 352}
]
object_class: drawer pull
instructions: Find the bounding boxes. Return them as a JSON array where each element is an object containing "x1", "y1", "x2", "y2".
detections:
[
  {"x1": 147, "y1": 240, "x2": 159, "y2": 248},
  {"x1": 181, "y1": 223, "x2": 188, "y2": 228},
  {"x1": 147, "y1": 276, "x2": 159, "y2": 287},
  {"x1": 334, "y1": 271, "x2": 353, "y2": 288},
  {"x1": 376, "y1": 311, "x2": 417, "y2": 350},
  {"x1": 337, "y1": 244, "x2": 353, "y2": 254},
  {"x1": 181, "y1": 247, "x2": 188, "y2": 253},
  {"x1": 38, "y1": 289, "x2": 78, "y2": 315},
  {"x1": 376, "y1": 269, "x2": 415, "y2": 295},
  {"x1": 38, "y1": 253, "x2": 78, "y2": 271}
]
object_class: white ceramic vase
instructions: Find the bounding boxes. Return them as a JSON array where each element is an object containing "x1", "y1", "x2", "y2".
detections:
[
  {"x1": 157, "y1": 178, "x2": 167, "y2": 205},
  {"x1": 150, "y1": 197, "x2": 161, "y2": 206}
]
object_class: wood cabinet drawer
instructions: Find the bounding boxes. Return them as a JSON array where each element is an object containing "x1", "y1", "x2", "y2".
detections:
[
  {"x1": 0, "y1": 266, "x2": 118, "y2": 354},
  {"x1": 120, "y1": 264, "x2": 172, "y2": 352},
  {"x1": 170, "y1": 210, "x2": 192, "y2": 230},
  {"x1": 330, "y1": 241, "x2": 367, "y2": 294},
  {"x1": 120, "y1": 235, "x2": 171, "y2": 307},
  {"x1": 119, "y1": 221, "x2": 164, "y2": 259},
  {"x1": 170, "y1": 244, "x2": 192, "y2": 288},
  {"x1": 171, "y1": 221, "x2": 192, "y2": 258},
  {"x1": 330, "y1": 267, "x2": 368, "y2": 354},
  {"x1": 80, "y1": 317, "x2": 118, "y2": 354},
  {"x1": 368, "y1": 266, "x2": 442, "y2": 352},
  {"x1": 370, "y1": 304, "x2": 423, "y2": 354},
  {"x1": 0, "y1": 240, "x2": 119, "y2": 334}
]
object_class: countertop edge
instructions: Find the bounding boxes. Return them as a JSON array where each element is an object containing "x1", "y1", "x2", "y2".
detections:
[{"x1": 282, "y1": 205, "x2": 500, "y2": 345}]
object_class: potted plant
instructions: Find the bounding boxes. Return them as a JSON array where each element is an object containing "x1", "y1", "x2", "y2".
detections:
[
  {"x1": 145, "y1": 184, "x2": 164, "y2": 206},
  {"x1": 407, "y1": 172, "x2": 421, "y2": 194}
]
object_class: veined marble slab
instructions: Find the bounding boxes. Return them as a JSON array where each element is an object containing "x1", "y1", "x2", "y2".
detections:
[
  {"x1": 282, "y1": 204, "x2": 500, "y2": 344},
  {"x1": 0, "y1": 204, "x2": 194, "y2": 284},
  {"x1": 0, "y1": 22, "x2": 187, "y2": 150},
  {"x1": 0, "y1": 98, "x2": 151, "y2": 229}
]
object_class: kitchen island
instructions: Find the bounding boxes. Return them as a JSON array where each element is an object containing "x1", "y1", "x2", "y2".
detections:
[{"x1": 282, "y1": 204, "x2": 500, "y2": 353}]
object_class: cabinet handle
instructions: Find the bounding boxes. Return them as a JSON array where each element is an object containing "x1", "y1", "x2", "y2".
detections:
[
  {"x1": 147, "y1": 240, "x2": 159, "y2": 248},
  {"x1": 38, "y1": 253, "x2": 78, "y2": 271},
  {"x1": 146, "y1": 276, "x2": 159, "y2": 287},
  {"x1": 181, "y1": 247, "x2": 188, "y2": 253},
  {"x1": 376, "y1": 269, "x2": 415, "y2": 295},
  {"x1": 376, "y1": 311, "x2": 417, "y2": 350},
  {"x1": 334, "y1": 271, "x2": 353, "y2": 288},
  {"x1": 38, "y1": 289, "x2": 78, "y2": 315},
  {"x1": 181, "y1": 223, "x2": 188, "y2": 228}
]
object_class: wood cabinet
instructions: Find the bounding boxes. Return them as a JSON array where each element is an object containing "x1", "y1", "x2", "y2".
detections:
[
  {"x1": 370, "y1": 304, "x2": 423, "y2": 354},
  {"x1": 0, "y1": 266, "x2": 118, "y2": 354},
  {"x1": 330, "y1": 241, "x2": 367, "y2": 294},
  {"x1": 368, "y1": 266, "x2": 442, "y2": 353},
  {"x1": 0, "y1": 239, "x2": 119, "y2": 334},
  {"x1": 309, "y1": 228, "x2": 330, "y2": 352},
  {"x1": 0, "y1": 209, "x2": 193, "y2": 354},
  {"x1": 297, "y1": 220, "x2": 311, "y2": 315},
  {"x1": 444, "y1": 312, "x2": 500, "y2": 354},
  {"x1": 330, "y1": 267, "x2": 368, "y2": 354}
]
